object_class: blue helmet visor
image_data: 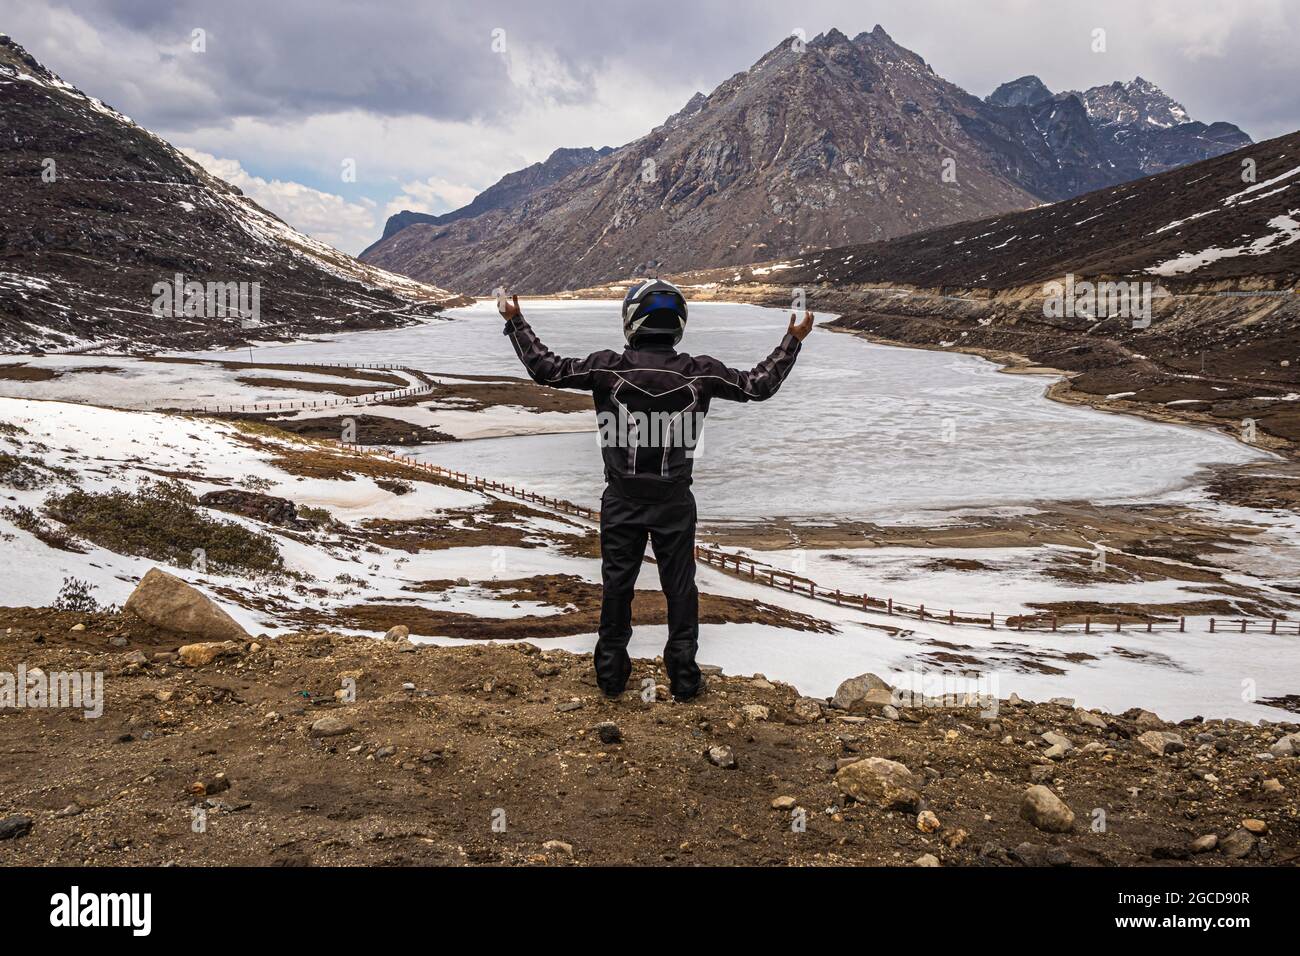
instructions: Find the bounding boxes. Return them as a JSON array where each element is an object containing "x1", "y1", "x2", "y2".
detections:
[{"x1": 637, "y1": 291, "x2": 684, "y2": 319}]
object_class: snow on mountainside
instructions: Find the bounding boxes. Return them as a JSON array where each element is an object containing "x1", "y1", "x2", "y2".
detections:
[
  {"x1": 0, "y1": 35, "x2": 464, "y2": 353},
  {"x1": 1072, "y1": 77, "x2": 1191, "y2": 129},
  {"x1": 361, "y1": 27, "x2": 1250, "y2": 295},
  {"x1": 712, "y1": 130, "x2": 1300, "y2": 290}
]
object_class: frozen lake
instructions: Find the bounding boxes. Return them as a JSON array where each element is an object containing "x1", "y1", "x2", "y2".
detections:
[{"x1": 187, "y1": 299, "x2": 1266, "y2": 521}]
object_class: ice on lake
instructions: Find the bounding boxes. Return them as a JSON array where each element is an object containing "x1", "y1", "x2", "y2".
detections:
[{"x1": 184, "y1": 300, "x2": 1267, "y2": 521}]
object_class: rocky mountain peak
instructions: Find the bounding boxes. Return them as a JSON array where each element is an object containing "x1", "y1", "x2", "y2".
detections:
[
  {"x1": 1071, "y1": 75, "x2": 1192, "y2": 128},
  {"x1": 987, "y1": 75, "x2": 1054, "y2": 109}
]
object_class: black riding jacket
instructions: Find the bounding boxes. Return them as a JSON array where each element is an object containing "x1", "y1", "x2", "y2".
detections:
[{"x1": 504, "y1": 313, "x2": 801, "y2": 495}]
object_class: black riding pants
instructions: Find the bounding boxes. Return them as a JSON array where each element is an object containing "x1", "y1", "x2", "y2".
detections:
[{"x1": 594, "y1": 481, "x2": 701, "y2": 697}]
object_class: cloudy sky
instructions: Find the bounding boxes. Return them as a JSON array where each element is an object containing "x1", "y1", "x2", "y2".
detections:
[{"x1": 5, "y1": 0, "x2": 1297, "y2": 254}]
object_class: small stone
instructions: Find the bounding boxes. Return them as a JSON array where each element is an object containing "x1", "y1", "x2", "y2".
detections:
[
  {"x1": 178, "y1": 640, "x2": 242, "y2": 668},
  {"x1": 1049, "y1": 697, "x2": 1075, "y2": 707},
  {"x1": 1043, "y1": 743, "x2": 1070, "y2": 760},
  {"x1": 1219, "y1": 828, "x2": 1256, "y2": 859},
  {"x1": 1268, "y1": 733, "x2": 1298, "y2": 757},
  {"x1": 555, "y1": 700, "x2": 583, "y2": 713},
  {"x1": 1261, "y1": 778, "x2": 1284, "y2": 794},
  {"x1": 913, "y1": 853, "x2": 941, "y2": 867},
  {"x1": 1076, "y1": 710, "x2": 1108, "y2": 729},
  {"x1": 374, "y1": 746, "x2": 395, "y2": 759},
  {"x1": 771, "y1": 796, "x2": 797, "y2": 811},
  {"x1": 0, "y1": 815, "x2": 33, "y2": 840},
  {"x1": 1132, "y1": 709, "x2": 1163, "y2": 728},
  {"x1": 942, "y1": 827, "x2": 969, "y2": 849},
  {"x1": 542, "y1": 840, "x2": 573, "y2": 857},
  {"x1": 1019, "y1": 785, "x2": 1075, "y2": 833},
  {"x1": 70, "y1": 623, "x2": 86, "y2": 632},
  {"x1": 741, "y1": 704, "x2": 770, "y2": 722},
  {"x1": 792, "y1": 698, "x2": 824, "y2": 723},
  {"x1": 535, "y1": 662, "x2": 561, "y2": 677},
  {"x1": 917, "y1": 810, "x2": 941, "y2": 833},
  {"x1": 1137, "y1": 730, "x2": 1186, "y2": 755},
  {"x1": 309, "y1": 715, "x2": 353, "y2": 738},
  {"x1": 1241, "y1": 818, "x2": 1268, "y2": 834},
  {"x1": 1190, "y1": 834, "x2": 1218, "y2": 854},
  {"x1": 706, "y1": 745, "x2": 737, "y2": 769},
  {"x1": 594, "y1": 721, "x2": 622, "y2": 744},
  {"x1": 383, "y1": 625, "x2": 410, "y2": 643},
  {"x1": 881, "y1": 704, "x2": 900, "y2": 721},
  {"x1": 1041, "y1": 731, "x2": 1073, "y2": 750}
]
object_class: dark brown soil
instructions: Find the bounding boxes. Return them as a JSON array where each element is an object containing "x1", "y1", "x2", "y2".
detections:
[
  {"x1": 315, "y1": 573, "x2": 834, "y2": 640},
  {"x1": 1, "y1": 607, "x2": 1296, "y2": 867}
]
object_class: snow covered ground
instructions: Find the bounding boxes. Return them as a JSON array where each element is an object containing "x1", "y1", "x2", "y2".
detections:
[
  {"x1": 0, "y1": 355, "x2": 421, "y2": 408},
  {"x1": 2, "y1": 395, "x2": 1298, "y2": 722},
  {"x1": 182, "y1": 300, "x2": 1269, "y2": 520}
]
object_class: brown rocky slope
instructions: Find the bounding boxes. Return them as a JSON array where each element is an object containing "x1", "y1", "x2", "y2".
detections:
[{"x1": 1, "y1": 606, "x2": 1295, "y2": 866}]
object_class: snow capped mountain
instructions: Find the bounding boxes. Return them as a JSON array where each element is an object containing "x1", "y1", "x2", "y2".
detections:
[
  {"x1": 363, "y1": 27, "x2": 1252, "y2": 294},
  {"x1": 0, "y1": 34, "x2": 462, "y2": 352},
  {"x1": 1072, "y1": 76, "x2": 1191, "y2": 129}
]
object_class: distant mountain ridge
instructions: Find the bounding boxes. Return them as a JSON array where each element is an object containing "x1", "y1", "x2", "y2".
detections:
[
  {"x1": 364, "y1": 145, "x2": 614, "y2": 255},
  {"x1": 360, "y1": 27, "x2": 1251, "y2": 294}
]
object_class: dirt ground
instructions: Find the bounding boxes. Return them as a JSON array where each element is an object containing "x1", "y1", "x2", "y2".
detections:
[{"x1": 1, "y1": 607, "x2": 1296, "y2": 866}]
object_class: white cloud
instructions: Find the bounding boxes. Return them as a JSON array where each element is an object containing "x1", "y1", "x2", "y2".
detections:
[
  {"x1": 180, "y1": 148, "x2": 381, "y2": 254},
  {"x1": 384, "y1": 177, "x2": 481, "y2": 220}
]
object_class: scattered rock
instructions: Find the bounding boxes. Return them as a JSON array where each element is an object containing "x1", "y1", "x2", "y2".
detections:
[
  {"x1": 792, "y1": 697, "x2": 823, "y2": 723},
  {"x1": 542, "y1": 839, "x2": 573, "y2": 857},
  {"x1": 1019, "y1": 785, "x2": 1075, "y2": 833},
  {"x1": 881, "y1": 704, "x2": 900, "y2": 721},
  {"x1": 771, "y1": 796, "x2": 797, "y2": 811},
  {"x1": 309, "y1": 715, "x2": 353, "y2": 738},
  {"x1": 741, "y1": 704, "x2": 770, "y2": 722},
  {"x1": 555, "y1": 700, "x2": 583, "y2": 713},
  {"x1": 834, "y1": 756, "x2": 920, "y2": 811},
  {"x1": 0, "y1": 815, "x2": 33, "y2": 840},
  {"x1": 123, "y1": 567, "x2": 251, "y2": 643},
  {"x1": 831, "y1": 672, "x2": 892, "y2": 710},
  {"x1": 913, "y1": 853, "x2": 941, "y2": 867},
  {"x1": 917, "y1": 809, "x2": 941, "y2": 833},
  {"x1": 942, "y1": 827, "x2": 969, "y2": 849},
  {"x1": 383, "y1": 625, "x2": 410, "y2": 643},
  {"x1": 1075, "y1": 710, "x2": 1108, "y2": 730},
  {"x1": 1219, "y1": 828, "x2": 1256, "y2": 859},
  {"x1": 1190, "y1": 833, "x2": 1218, "y2": 854},
  {"x1": 177, "y1": 641, "x2": 242, "y2": 668},
  {"x1": 1131, "y1": 709, "x2": 1163, "y2": 729},
  {"x1": 1241, "y1": 818, "x2": 1268, "y2": 834},
  {"x1": 706, "y1": 745, "x2": 737, "y2": 769},
  {"x1": 594, "y1": 721, "x2": 622, "y2": 744},
  {"x1": 1269, "y1": 733, "x2": 1298, "y2": 757},
  {"x1": 1137, "y1": 730, "x2": 1186, "y2": 756}
]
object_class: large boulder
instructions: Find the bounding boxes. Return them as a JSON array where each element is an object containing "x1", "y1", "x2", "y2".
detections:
[
  {"x1": 123, "y1": 568, "x2": 251, "y2": 643},
  {"x1": 831, "y1": 672, "x2": 893, "y2": 711},
  {"x1": 834, "y1": 756, "x2": 920, "y2": 811}
]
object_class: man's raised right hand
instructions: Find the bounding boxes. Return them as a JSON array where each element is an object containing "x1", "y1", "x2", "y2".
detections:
[{"x1": 788, "y1": 311, "x2": 814, "y2": 342}]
